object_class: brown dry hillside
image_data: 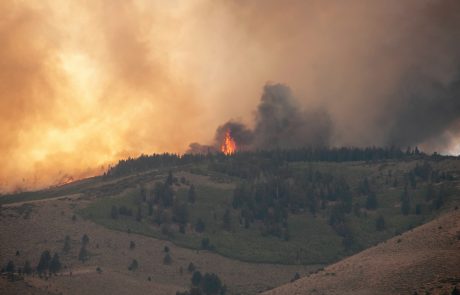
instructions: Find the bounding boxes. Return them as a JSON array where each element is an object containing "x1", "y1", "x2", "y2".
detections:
[
  {"x1": 263, "y1": 208, "x2": 460, "y2": 295},
  {"x1": 0, "y1": 194, "x2": 318, "y2": 295}
]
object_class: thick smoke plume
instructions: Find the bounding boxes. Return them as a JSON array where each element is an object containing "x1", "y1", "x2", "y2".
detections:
[
  {"x1": 190, "y1": 0, "x2": 460, "y2": 154},
  {"x1": 385, "y1": 72, "x2": 460, "y2": 147},
  {"x1": 252, "y1": 84, "x2": 331, "y2": 149},
  {"x1": 190, "y1": 84, "x2": 332, "y2": 152},
  {"x1": 2, "y1": 0, "x2": 460, "y2": 191}
]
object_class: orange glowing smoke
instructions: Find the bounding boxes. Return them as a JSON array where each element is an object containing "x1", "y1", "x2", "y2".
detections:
[{"x1": 221, "y1": 129, "x2": 237, "y2": 155}]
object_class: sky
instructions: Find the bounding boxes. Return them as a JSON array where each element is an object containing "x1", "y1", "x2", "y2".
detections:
[{"x1": 1, "y1": 0, "x2": 460, "y2": 192}]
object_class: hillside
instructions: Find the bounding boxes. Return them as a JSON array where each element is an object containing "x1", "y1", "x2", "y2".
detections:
[
  {"x1": 1, "y1": 149, "x2": 460, "y2": 294},
  {"x1": 263, "y1": 207, "x2": 460, "y2": 295},
  {"x1": 0, "y1": 193, "x2": 318, "y2": 295},
  {"x1": 78, "y1": 151, "x2": 460, "y2": 265}
]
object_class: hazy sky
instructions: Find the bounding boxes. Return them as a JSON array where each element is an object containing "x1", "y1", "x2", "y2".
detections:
[{"x1": 1, "y1": 0, "x2": 459, "y2": 191}]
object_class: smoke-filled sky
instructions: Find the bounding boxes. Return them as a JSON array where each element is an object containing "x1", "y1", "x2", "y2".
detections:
[{"x1": 1, "y1": 0, "x2": 460, "y2": 192}]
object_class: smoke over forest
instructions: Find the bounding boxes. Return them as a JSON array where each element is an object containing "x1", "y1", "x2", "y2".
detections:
[
  {"x1": 1, "y1": 0, "x2": 460, "y2": 191},
  {"x1": 188, "y1": 83, "x2": 333, "y2": 152}
]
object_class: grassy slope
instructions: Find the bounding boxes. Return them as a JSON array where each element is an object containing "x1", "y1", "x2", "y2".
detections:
[
  {"x1": 78, "y1": 159, "x2": 460, "y2": 265},
  {"x1": 0, "y1": 177, "x2": 101, "y2": 205},
  {"x1": 263, "y1": 208, "x2": 460, "y2": 295}
]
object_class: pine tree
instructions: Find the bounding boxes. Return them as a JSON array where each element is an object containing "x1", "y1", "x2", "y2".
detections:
[
  {"x1": 63, "y1": 235, "x2": 71, "y2": 253},
  {"x1": 37, "y1": 250, "x2": 51, "y2": 274},
  {"x1": 195, "y1": 218, "x2": 205, "y2": 233},
  {"x1": 365, "y1": 191, "x2": 378, "y2": 210},
  {"x1": 78, "y1": 246, "x2": 89, "y2": 263},
  {"x1": 148, "y1": 201, "x2": 154, "y2": 216},
  {"x1": 163, "y1": 253, "x2": 172, "y2": 265},
  {"x1": 425, "y1": 182, "x2": 435, "y2": 201},
  {"x1": 49, "y1": 253, "x2": 61, "y2": 274},
  {"x1": 81, "y1": 234, "x2": 89, "y2": 246},
  {"x1": 222, "y1": 209, "x2": 232, "y2": 231},
  {"x1": 111, "y1": 205, "x2": 118, "y2": 219},
  {"x1": 6, "y1": 260, "x2": 15, "y2": 273},
  {"x1": 375, "y1": 215, "x2": 385, "y2": 231},
  {"x1": 187, "y1": 262, "x2": 196, "y2": 272},
  {"x1": 136, "y1": 205, "x2": 142, "y2": 222},
  {"x1": 128, "y1": 259, "x2": 138, "y2": 271},
  {"x1": 166, "y1": 171, "x2": 174, "y2": 186},
  {"x1": 191, "y1": 271, "x2": 202, "y2": 286},
  {"x1": 401, "y1": 186, "x2": 410, "y2": 215},
  {"x1": 23, "y1": 261, "x2": 32, "y2": 275},
  {"x1": 201, "y1": 237, "x2": 210, "y2": 250},
  {"x1": 202, "y1": 273, "x2": 224, "y2": 295},
  {"x1": 140, "y1": 186, "x2": 147, "y2": 202},
  {"x1": 188, "y1": 185, "x2": 196, "y2": 204}
]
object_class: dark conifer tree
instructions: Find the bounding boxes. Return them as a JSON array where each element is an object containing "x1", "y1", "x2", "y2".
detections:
[
  {"x1": 111, "y1": 205, "x2": 118, "y2": 219},
  {"x1": 23, "y1": 261, "x2": 32, "y2": 275},
  {"x1": 222, "y1": 209, "x2": 232, "y2": 231},
  {"x1": 78, "y1": 246, "x2": 89, "y2": 263},
  {"x1": 49, "y1": 253, "x2": 61, "y2": 274},
  {"x1": 37, "y1": 250, "x2": 51, "y2": 274},
  {"x1": 375, "y1": 215, "x2": 385, "y2": 231},
  {"x1": 365, "y1": 191, "x2": 378, "y2": 210},
  {"x1": 401, "y1": 186, "x2": 411, "y2": 215},
  {"x1": 81, "y1": 234, "x2": 89, "y2": 246},
  {"x1": 63, "y1": 235, "x2": 71, "y2": 253},
  {"x1": 5, "y1": 261, "x2": 15, "y2": 273},
  {"x1": 191, "y1": 271, "x2": 202, "y2": 286},
  {"x1": 188, "y1": 185, "x2": 196, "y2": 204}
]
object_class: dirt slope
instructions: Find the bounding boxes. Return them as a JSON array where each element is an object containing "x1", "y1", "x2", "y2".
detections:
[
  {"x1": 263, "y1": 208, "x2": 460, "y2": 295},
  {"x1": 0, "y1": 195, "x2": 318, "y2": 295}
]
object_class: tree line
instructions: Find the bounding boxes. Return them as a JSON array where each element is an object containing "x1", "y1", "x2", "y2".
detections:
[{"x1": 104, "y1": 146, "x2": 437, "y2": 178}]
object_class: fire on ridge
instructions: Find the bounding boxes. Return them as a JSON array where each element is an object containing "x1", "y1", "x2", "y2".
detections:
[{"x1": 221, "y1": 129, "x2": 237, "y2": 155}]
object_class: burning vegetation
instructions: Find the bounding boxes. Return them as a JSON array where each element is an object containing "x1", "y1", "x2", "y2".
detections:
[{"x1": 221, "y1": 129, "x2": 237, "y2": 155}]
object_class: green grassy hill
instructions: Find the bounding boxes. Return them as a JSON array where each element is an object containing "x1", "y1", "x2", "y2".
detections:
[{"x1": 77, "y1": 153, "x2": 460, "y2": 265}]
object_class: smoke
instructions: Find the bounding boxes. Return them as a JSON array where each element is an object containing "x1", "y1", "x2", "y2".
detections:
[
  {"x1": 378, "y1": 0, "x2": 460, "y2": 150},
  {"x1": 208, "y1": 84, "x2": 331, "y2": 151},
  {"x1": 2, "y1": 0, "x2": 460, "y2": 191},
  {"x1": 384, "y1": 72, "x2": 460, "y2": 147},
  {"x1": 215, "y1": 121, "x2": 254, "y2": 149},
  {"x1": 0, "y1": 1, "x2": 206, "y2": 192},
  {"x1": 192, "y1": 0, "x2": 460, "y2": 153},
  {"x1": 252, "y1": 84, "x2": 331, "y2": 149}
]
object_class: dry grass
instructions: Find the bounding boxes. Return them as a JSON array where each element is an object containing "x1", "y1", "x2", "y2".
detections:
[
  {"x1": 263, "y1": 207, "x2": 460, "y2": 295},
  {"x1": 0, "y1": 195, "x2": 319, "y2": 295}
]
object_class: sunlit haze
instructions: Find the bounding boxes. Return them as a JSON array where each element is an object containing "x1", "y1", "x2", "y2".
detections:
[{"x1": 1, "y1": 0, "x2": 459, "y2": 192}]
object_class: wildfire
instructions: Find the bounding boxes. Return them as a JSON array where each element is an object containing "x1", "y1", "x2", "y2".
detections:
[
  {"x1": 221, "y1": 129, "x2": 237, "y2": 155},
  {"x1": 59, "y1": 175, "x2": 75, "y2": 186}
]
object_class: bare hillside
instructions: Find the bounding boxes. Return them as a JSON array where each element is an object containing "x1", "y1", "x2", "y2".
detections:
[
  {"x1": 263, "y1": 208, "x2": 460, "y2": 295},
  {"x1": 0, "y1": 195, "x2": 318, "y2": 295}
]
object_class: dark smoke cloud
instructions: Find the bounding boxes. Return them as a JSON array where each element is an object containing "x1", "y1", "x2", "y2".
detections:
[
  {"x1": 215, "y1": 121, "x2": 254, "y2": 149},
  {"x1": 252, "y1": 84, "x2": 331, "y2": 149},
  {"x1": 385, "y1": 72, "x2": 460, "y2": 147},
  {"x1": 213, "y1": 0, "x2": 460, "y2": 154},
  {"x1": 379, "y1": 0, "x2": 460, "y2": 149},
  {"x1": 194, "y1": 83, "x2": 332, "y2": 153},
  {"x1": 4, "y1": 0, "x2": 460, "y2": 191}
]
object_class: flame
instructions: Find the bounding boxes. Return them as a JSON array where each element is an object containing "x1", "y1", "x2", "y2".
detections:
[
  {"x1": 221, "y1": 129, "x2": 237, "y2": 155},
  {"x1": 54, "y1": 175, "x2": 75, "y2": 187}
]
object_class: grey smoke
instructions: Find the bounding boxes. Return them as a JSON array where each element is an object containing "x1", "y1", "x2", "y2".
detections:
[
  {"x1": 187, "y1": 83, "x2": 333, "y2": 153},
  {"x1": 215, "y1": 121, "x2": 254, "y2": 149},
  {"x1": 385, "y1": 71, "x2": 460, "y2": 147},
  {"x1": 379, "y1": 0, "x2": 460, "y2": 150},
  {"x1": 189, "y1": 0, "x2": 460, "y2": 154},
  {"x1": 252, "y1": 84, "x2": 331, "y2": 149}
]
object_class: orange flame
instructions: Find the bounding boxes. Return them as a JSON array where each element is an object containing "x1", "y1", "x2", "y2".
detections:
[{"x1": 221, "y1": 129, "x2": 237, "y2": 155}]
